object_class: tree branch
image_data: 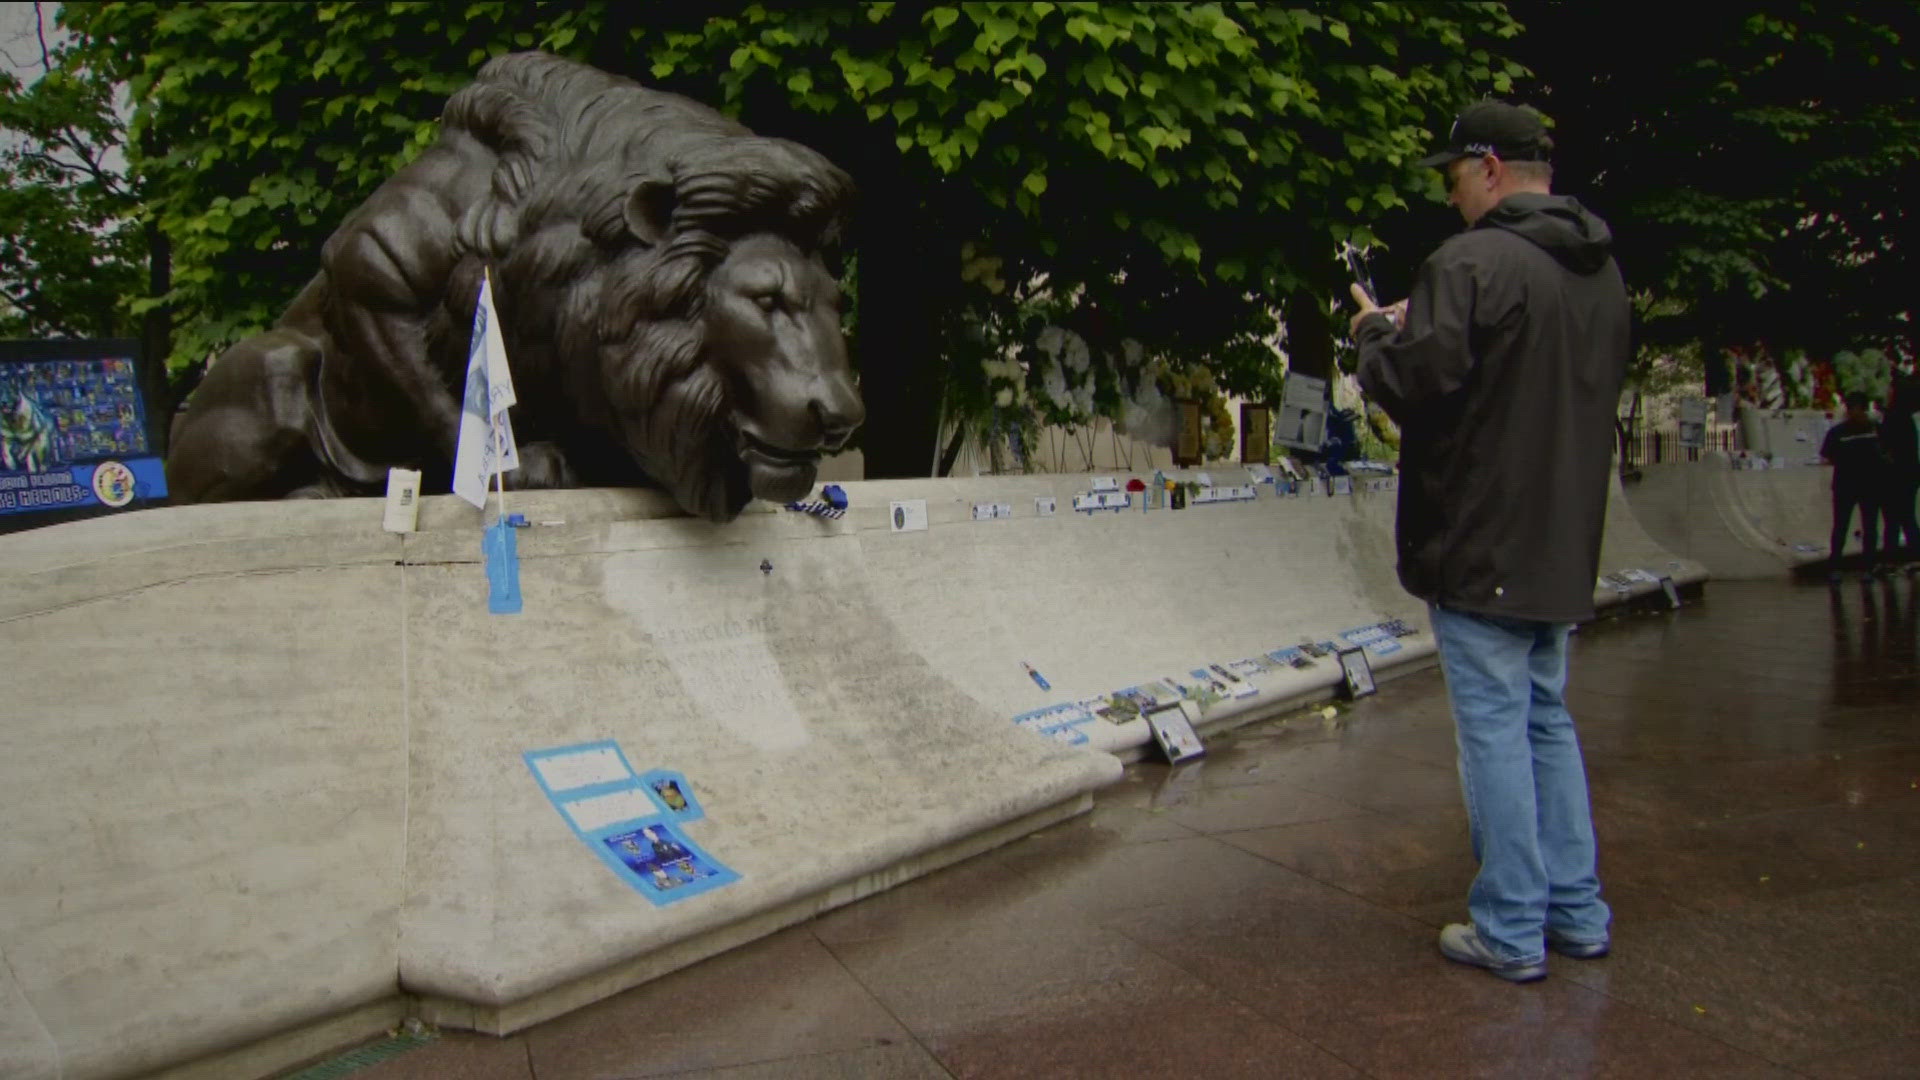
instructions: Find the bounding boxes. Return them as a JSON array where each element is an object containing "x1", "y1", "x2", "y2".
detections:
[
  {"x1": 0, "y1": 279, "x2": 60, "y2": 334},
  {"x1": 55, "y1": 128, "x2": 126, "y2": 197},
  {"x1": 34, "y1": 2, "x2": 51, "y2": 74}
]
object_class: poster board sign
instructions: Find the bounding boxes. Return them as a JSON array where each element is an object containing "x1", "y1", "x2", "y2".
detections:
[
  {"x1": 1678, "y1": 398, "x2": 1707, "y2": 450},
  {"x1": 0, "y1": 338, "x2": 166, "y2": 534},
  {"x1": 1274, "y1": 373, "x2": 1327, "y2": 452}
]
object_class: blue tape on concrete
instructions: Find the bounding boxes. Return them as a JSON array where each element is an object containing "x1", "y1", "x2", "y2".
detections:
[{"x1": 484, "y1": 519, "x2": 522, "y2": 614}]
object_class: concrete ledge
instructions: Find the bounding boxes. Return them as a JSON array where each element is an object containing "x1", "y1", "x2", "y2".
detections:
[
  {"x1": 1624, "y1": 458, "x2": 1834, "y2": 580},
  {"x1": 412, "y1": 792, "x2": 1092, "y2": 1036},
  {"x1": 0, "y1": 468, "x2": 1698, "y2": 1079}
]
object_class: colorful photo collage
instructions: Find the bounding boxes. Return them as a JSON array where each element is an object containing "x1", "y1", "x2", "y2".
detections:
[
  {"x1": 1010, "y1": 618, "x2": 1420, "y2": 745},
  {"x1": 523, "y1": 740, "x2": 737, "y2": 906},
  {"x1": 1598, "y1": 568, "x2": 1660, "y2": 593},
  {"x1": 0, "y1": 358, "x2": 147, "y2": 471},
  {"x1": 1340, "y1": 618, "x2": 1421, "y2": 658}
]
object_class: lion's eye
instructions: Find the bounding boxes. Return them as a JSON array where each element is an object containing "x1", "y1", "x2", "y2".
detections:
[{"x1": 753, "y1": 293, "x2": 781, "y2": 313}]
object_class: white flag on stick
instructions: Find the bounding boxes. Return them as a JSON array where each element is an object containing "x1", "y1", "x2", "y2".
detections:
[{"x1": 452, "y1": 270, "x2": 520, "y2": 508}]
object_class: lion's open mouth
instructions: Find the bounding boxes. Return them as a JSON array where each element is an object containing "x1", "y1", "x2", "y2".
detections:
[
  {"x1": 737, "y1": 428, "x2": 822, "y2": 467},
  {"x1": 735, "y1": 427, "x2": 822, "y2": 503}
]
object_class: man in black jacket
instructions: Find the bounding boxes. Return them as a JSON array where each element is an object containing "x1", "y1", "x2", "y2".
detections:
[
  {"x1": 1349, "y1": 101, "x2": 1628, "y2": 982},
  {"x1": 1821, "y1": 390, "x2": 1887, "y2": 578},
  {"x1": 1877, "y1": 378, "x2": 1919, "y2": 567}
]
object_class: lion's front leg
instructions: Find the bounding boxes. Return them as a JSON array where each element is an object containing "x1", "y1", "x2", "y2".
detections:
[
  {"x1": 319, "y1": 183, "x2": 467, "y2": 471},
  {"x1": 504, "y1": 441, "x2": 578, "y2": 490}
]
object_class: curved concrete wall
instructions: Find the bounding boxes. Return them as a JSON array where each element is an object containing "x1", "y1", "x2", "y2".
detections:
[
  {"x1": 0, "y1": 469, "x2": 1699, "y2": 1079},
  {"x1": 1625, "y1": 458, "x2": 1837, "y2": 579}
]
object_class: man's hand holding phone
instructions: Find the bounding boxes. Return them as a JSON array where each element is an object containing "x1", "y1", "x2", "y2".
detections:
[{"x1": 1348, "y1": 282, "x2": 1406, "y2": 336}]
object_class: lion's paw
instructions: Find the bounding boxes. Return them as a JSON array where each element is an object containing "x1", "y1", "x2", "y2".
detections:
[{"x1": 507, "y1": 442, "x2": 579, "y2": 490}]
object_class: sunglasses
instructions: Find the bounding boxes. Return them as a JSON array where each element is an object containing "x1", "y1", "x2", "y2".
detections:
[{"x1": 1444, "y1": 155, "x2": 1488, "y2": 194}]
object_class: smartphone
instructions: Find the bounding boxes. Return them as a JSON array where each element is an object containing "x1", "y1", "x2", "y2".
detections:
[{"x1": 1341, "y1": 243, "x2": 1378, "y2": 306}]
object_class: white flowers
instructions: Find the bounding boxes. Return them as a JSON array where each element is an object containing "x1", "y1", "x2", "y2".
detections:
[{"x1": 979, "y1": 356, "x2": 1029, "y2": 408}]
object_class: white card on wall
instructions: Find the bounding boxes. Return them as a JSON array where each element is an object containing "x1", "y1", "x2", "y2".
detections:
[{"x1": 889, "y1": 499, "x2": 929, "y2": 533}]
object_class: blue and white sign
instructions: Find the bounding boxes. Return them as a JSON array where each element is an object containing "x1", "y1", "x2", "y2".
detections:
[{"x1": 524, "y1": 740, "x2": 739, "y2": 905}]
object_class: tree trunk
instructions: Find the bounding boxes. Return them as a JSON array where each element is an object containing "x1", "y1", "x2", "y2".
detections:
[
  {"x1": 1283, "y1": 291, "x2": 1335, "y2": 381},
  {"x1": 139, "y1": 218, "x2": 174, "y2": 458},
  {"x1": 850, "y1": 181, "x2": 943, "y2": 479}
]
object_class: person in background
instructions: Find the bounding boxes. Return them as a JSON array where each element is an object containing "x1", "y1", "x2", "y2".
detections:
[
  {"x1": 1821, "y1": 390, "x2": 1886, "y2": 580},
  {"x1": 1877, "y1": 377, "x2": 1919, "y2": 569},
  {"x1": 1349, "y1": 100, "x2": 1626, "y2": 983}
]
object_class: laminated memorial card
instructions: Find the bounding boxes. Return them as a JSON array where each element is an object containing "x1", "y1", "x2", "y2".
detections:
[{"x1": 889, "y1": 499, "x2": 929, "y2": 533}]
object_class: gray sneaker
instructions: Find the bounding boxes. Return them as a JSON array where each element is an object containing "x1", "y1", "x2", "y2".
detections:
[
  {"x1": 1438, "y1": 923, "x2": 1547, "y2": 983},
  {"x1": 1546, "y1": 930, "x2": 1610, "y2": 959}
]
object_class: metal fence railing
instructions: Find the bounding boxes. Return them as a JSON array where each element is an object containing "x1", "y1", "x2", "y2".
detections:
[{"x1": 1621, "y1": 425, "x2": 1744, "y2": 470}]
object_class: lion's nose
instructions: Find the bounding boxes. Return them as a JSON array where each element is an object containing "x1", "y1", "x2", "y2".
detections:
[{"x1": 812, "y1": 386, "x2": 863, "y2": 449}]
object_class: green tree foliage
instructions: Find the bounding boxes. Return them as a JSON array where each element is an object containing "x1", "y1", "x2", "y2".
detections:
[
  {"x1": 59, "y1": 1, "x2": 1525, "y2": 475},
  {"x1": 1513, "y1": 0, "x2": 1920, "y2": 367},
  {"x1": 0, "y1": 7, "x2": 141, "y2": 340}
]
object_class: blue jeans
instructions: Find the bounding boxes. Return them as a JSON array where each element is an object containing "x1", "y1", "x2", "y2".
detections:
[{"x1": 1429, "y1": 604, "x2": 1611, "y2": 962}]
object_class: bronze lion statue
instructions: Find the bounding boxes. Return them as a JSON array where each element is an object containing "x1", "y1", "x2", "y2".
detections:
[{"x1": 167, "y1": 52, "x2": 863, "y2": 522}]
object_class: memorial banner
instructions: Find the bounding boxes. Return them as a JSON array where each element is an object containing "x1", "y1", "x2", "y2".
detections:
[{"x1": 0, "y1": 340, "x2": 166, "y2": 530}]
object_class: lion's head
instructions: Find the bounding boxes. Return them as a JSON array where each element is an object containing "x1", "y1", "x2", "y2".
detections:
[
  {"x1": 447, "y1": 53, "x2": 863, "y2": 522},
  {"x1": 593, "y1": 224, "x2": 863, "y2": 522}
]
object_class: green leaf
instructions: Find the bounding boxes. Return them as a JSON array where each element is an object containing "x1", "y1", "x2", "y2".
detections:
[
  {"x1": 929, "y1": 7, "x2": 960, "y2": 31},
  {"x1": 1023, "y1": 170, "x2": 1047, "y2": 195}
]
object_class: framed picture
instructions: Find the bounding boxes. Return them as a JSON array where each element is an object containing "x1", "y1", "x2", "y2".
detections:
[
  {"x1": 1240, "y1": 404, "x2": 1271, "y2": 464},
  {"x1": 1336, "y1": 646, "x2": 1376, "y2": 699},
  {"x1": 1144, "y1": 701, "x2": 1206, "y2": 764},
  {"x1": 1174, "y1": 400, "x2": 1203, "y2": 466}
]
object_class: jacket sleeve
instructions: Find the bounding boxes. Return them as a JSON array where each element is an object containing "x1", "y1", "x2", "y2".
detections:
[{"x1": 1355, "y1": 251, "x2": 1480, "y2": 426}]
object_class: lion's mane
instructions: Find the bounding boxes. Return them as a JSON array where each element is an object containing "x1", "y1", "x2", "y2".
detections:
[{"x1": 438, "y1": 52, "x2": 854, "y2": 520}]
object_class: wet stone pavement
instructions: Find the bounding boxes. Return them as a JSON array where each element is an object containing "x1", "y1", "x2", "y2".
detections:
[{"x1": 337, "y1": 577, "x2": 1919, "y2": 1079}]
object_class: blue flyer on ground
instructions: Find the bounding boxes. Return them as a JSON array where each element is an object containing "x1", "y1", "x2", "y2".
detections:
[
  {"x1": 523, "y1": 741, "x2": 738, "y2": 906},
  {"x1": 599, "y1": 822, "x2": 737, "y2": 903}
]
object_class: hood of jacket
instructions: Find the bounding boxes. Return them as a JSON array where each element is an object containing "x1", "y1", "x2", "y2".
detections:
[{"x1": 1475, "y1": 192, "x2": 1615, "y2": 275}]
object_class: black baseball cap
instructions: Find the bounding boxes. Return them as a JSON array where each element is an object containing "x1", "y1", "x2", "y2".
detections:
[{"x1": 1417, "y1": 101, "x2": 1552, "y2": 168}]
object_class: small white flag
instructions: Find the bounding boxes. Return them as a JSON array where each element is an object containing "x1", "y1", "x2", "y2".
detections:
[{"x1": 452, "y1": 270, "x2": 520, "y2": 508}]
